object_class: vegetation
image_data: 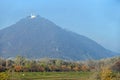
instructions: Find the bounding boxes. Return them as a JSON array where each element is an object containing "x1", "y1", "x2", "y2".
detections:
[
  {"x1": 0, "y1": 56, "x2": 120, "y2": 80},
  {"x1": 7, "y1": 72, "x2": 91, "y2": 80},
  {"x1": 0, "y1": 72, "x2": 10, "y2": 80}
]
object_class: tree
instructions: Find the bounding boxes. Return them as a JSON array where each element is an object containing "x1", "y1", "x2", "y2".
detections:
[{"x1": 14, "y1": 56, "x2": 26, "y2": 66}]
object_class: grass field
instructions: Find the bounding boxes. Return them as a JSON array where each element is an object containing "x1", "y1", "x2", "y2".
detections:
[{"x1": 9, "y1": 72, "x2": 92, "y2": 80}]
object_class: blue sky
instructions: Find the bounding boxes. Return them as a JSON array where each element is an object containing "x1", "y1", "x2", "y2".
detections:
[{"x1": 0, "y1": 0, "x2": 120, "y2": 53}]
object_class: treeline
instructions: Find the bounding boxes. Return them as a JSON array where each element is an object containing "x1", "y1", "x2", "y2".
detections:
[{"x1": 0, "y1": 56, "x2": 120, "y2": 72}]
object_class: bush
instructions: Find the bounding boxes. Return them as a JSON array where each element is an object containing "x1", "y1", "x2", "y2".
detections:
[
  {"x1": 111, "y1": 61, "x2": 120, "y2": 72},
  {"x1": 100, "y1": 67, "x2": 113, "y2": 80},
  {"x1": 0, "y1": 72, "x2": 10, "y2": 80}
]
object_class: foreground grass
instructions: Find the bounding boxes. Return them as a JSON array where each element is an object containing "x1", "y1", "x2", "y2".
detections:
[
  {"x1": 9, "y1": 72, "x2": 92, "y2": 80},
  {"x1": 1, "y1": 71, "x2": 120, "y2": 80}
]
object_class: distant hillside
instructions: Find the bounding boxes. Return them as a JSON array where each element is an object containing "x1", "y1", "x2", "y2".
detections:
[{"x1": 0, "y1": 15, "x2": 116, "y2": 60}]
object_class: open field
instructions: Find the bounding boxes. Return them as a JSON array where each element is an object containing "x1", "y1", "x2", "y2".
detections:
[{"x1": 9, "y1": 72, "x2": 92, "y2": 80}]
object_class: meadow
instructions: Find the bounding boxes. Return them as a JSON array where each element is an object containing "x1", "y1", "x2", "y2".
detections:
[
  {"x1": 7, "y1": 72, "x2": 92, "y2": 80},
  {"x1": 2, "y1": 71, "x2": 120, "y2": 80}
]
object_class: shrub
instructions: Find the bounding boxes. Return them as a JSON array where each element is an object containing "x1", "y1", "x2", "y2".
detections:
[
  {"x1": 0, "y1": 72, "x2": 10, "y2": 80},
  {"x1": 111, "y1": 61, "x2": 120, "y2": 72},
  {"x1": 100, "y1": 67, "x2": 113, "y2": 80}
]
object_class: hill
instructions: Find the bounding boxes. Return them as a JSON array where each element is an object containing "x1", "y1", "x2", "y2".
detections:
[{"x1": 0, "y1": 15, "x2": 115, "y2": 60}]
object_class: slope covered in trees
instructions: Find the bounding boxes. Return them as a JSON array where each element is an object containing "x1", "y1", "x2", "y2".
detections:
[{"x1": 0, "y1": 15, "x2": 116, "y2": 60}]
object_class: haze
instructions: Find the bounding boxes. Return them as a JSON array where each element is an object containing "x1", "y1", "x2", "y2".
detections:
[{"x1": 0, "y1": 0, "x2": 120, "y2": 53}]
